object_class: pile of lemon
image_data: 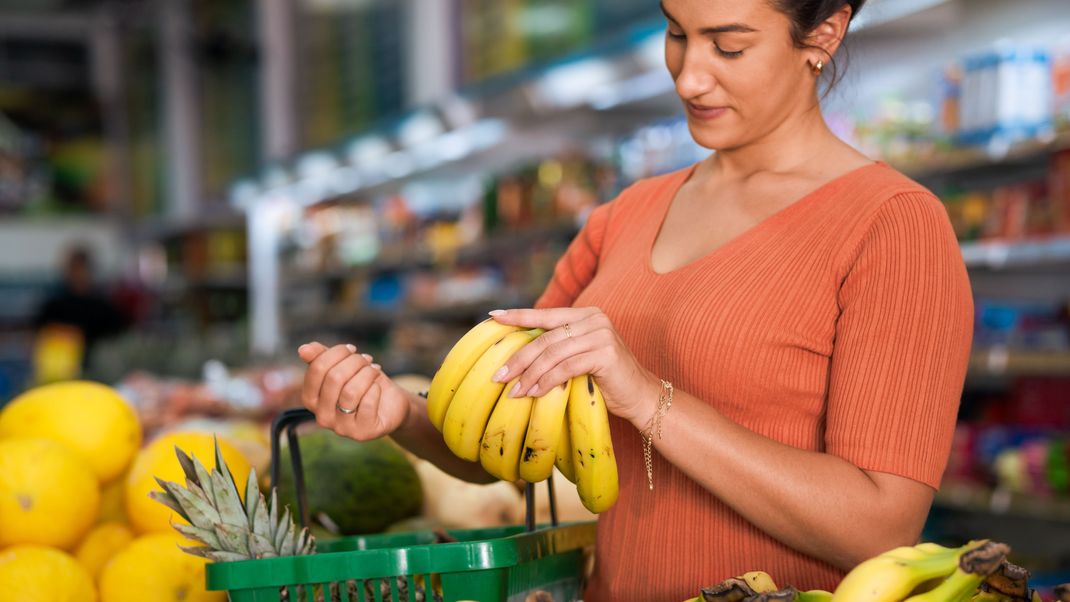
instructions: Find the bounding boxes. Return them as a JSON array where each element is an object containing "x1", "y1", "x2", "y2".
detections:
[{"x1": 0, "y1": 381, "x2": 251, "y2": 602}]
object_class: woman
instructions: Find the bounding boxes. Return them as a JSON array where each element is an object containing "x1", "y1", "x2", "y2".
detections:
[{"x1": 297, "y1": 0, "x2": 974, "y2": 599}]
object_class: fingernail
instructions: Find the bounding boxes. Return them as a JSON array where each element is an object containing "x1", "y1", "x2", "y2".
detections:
[
  {"x1": 298, "y1": 344, "x2": 309, "y2": 353},
  {"x1": 528, "y1": 384, "x2": 540, "y2": 396},
  {"x1": 509, "y1": 382, "x2": 522, "y2": 398},
  {"x1": 488, "y1": 309, "x2": 506, "y2": 316},
  {"x1": 371, "y1": 363, "x2": 381, "y2": 370},
  {"x1": 361, "y1": 353, "x2": 373, "y2": 361},
  {"x1": 492, "y1": 366, "x2": 508, "y2": 383},
  {"x1": 346, "y1": 344, "x2": 357, "y2": 353}
]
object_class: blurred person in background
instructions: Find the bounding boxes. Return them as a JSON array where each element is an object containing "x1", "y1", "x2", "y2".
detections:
[
  {"x1": 32, "y1": 245, "x2": 126, "y2": 382},
  {"x1": 296, "y1": 0, "x2": 974, "y2": 600}
]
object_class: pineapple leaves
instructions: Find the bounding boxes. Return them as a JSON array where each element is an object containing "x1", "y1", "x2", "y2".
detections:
[{"x1": 151, "y1": 438, "x2": 316, "y2": 563}]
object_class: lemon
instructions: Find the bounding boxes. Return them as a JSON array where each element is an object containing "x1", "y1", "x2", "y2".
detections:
[
  {"x1": 0, "y1": 381, "x2": 141, "y2": 484},
  {"x1": 74, "y1": 522, "x2": 134, "y2": 582},
  {"x1": 0, "y1": 438, "x2": 99, "y2": 549},
  {"x1": 99, "y1": 532, "x2": 224, "y2": 602},
  {"x1": 0, "y1": 545, "x2": 96, "y2": 602},
  {"x1": 125, "y1": 432, "x2": 250, "y2": 534}
]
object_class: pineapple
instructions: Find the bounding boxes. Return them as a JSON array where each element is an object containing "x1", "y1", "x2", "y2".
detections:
[
  {"x1": 149, "y1": 439, "x2": 315, "y2": 562},
  {"x1": 150, "y1": 438, "x2": 442, "y2": 602}
]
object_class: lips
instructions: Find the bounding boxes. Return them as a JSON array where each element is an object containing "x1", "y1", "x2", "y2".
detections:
[{"x1": 686, "y1": 102, "x2": 729, "y2": 121}]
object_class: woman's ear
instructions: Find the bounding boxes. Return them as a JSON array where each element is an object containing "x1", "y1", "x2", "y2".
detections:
[{"x1": 807, "y1": 4, "x2": 853, "y2": 61}]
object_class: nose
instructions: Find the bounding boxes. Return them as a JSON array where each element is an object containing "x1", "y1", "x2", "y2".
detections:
[{"x1": 674, "y1": 46, "x2": 717, "y2": 101}]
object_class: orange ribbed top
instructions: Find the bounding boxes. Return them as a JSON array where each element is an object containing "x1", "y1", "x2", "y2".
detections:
[{"x1": 535, "y1": 162, "x2": 974, "y2": 601}]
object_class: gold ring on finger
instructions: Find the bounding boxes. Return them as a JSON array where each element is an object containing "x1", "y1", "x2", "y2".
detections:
[
  {"x1": 563, "y1": 323, "x2": 573, "y2": 338},
  {"x1": 336, "y1": 402, "x2": 357, "y2": 415}
]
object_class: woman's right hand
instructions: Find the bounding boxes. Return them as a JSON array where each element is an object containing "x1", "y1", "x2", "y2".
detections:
[{"x1": 297, "y1": 342, "x2": 412, "y2": 441}]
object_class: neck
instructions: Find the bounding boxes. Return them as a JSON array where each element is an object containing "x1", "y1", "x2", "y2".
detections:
[{"x1": 706, "y1": 96, "x2": 841, "y2": 181}]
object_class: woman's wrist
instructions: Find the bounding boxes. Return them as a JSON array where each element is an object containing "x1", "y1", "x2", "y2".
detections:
[{"x1": 623, "y1": 373, "x2": 667, "y2": 430}]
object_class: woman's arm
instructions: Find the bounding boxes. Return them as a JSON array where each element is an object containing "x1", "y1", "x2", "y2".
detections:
[
  {"x1": 390, "y1": 387, "x2": 497, "y2": 484},
  {"x1": 631, "y1": 385, "x2": 934, "y2": 570}
]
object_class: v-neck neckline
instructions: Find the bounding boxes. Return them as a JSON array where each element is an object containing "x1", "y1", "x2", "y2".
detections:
[{"x1": 645, "y1": 160, "x2": 885, "y2": 277}]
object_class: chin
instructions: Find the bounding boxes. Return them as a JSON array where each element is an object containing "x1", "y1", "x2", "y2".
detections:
[{"x1": 685, "y1": 120, "x2": 737, "y2": 152}]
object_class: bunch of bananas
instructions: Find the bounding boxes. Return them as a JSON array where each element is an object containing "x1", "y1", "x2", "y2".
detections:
[
  {"x1": 684, "y1": 540, "x2": 1070, "y2": 602},
  {"x1": 426, "y1": 319, "x2": 619, "y2": 513}
]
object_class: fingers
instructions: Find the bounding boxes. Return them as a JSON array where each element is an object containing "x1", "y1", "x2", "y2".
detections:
[
  {"x1": 493, "y1": 311, "x2": 601, "y2": 390},
  {"x1": 509, "y1": 331, "x2": 586, "y2": 397},
  {"x1": 528, "y1": 352, "x2": 600, "y2": 398},
  {"x1": 301, "y1": 344, "x2": 357, "y2": 411},
  {"x1": 317, "y1": 353, "x2": 376, "y2": 423},
  {"x1": 488, "y1": 306, "x2": 599, "y2": 329},
  {"x1": 297, "y1": 341, "x2": 329, "y2": 363},
  {"x1": 345, "y1": 381, "x2": 383, "y2": 441}
]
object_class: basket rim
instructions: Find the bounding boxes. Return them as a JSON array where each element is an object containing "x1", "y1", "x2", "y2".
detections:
[{"x1": 205, "y1": 520, "x2": 596, "y2": 590}]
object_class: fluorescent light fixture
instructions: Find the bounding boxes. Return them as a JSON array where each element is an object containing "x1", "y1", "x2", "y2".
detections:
[
  {"x1": 439, "y1": 95, "x2": 478, "y2": 129},
  {"x1": 228, "y1": 179, "x2": 261, "y2": 209},
  {"x1": 328, "y1": 166, "x2": 363, "y2": 196},
  {"x1": 263, "y1": 166, "x2": 291, "y2": 190},
  {"x1": 635, "y1": 30, "x2": 667, "y2": 71},
  {"x1": 382, "y1": 150, "x2": 414, "y2": 179},
  {"x1": 346, "y1": 135, "x2": 392, "y2": 169},
  {"x1": 466, "y1": 118, "x2": 507, "y2": 151},
  {"x1": 296, "y1": 151, "x2": 339, "y2": 179},
  {"x1": 398, "y1": 111, "x2": 445, "y2": 148},
  {"x1": 534, "y1": 58, "x2": 617, "y2": 109},
  {"x1": 588, "y1": 69, "x2": 675, "y2": 110}
]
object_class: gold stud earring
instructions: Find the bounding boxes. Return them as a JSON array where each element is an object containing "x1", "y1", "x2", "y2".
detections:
[{"x1": 811, "y1": 59, "x2": 825, "y2": 75}]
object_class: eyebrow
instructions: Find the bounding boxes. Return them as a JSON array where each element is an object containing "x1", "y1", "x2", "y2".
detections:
[{"x1": 659, "y1": 2, "x2": 758, "y2": 34}]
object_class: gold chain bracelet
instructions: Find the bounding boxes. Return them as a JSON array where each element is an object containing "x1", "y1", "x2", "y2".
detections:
[{"x1": 641, "y1": 379, "x2": 673, "y2": 491}]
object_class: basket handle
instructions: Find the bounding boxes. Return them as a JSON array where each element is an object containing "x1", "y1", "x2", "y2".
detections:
[{"x1": 269, "y1": 407, "x2": 559, "y2": 532}]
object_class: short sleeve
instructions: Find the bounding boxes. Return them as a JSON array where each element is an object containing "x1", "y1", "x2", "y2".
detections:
[
  {"x1": 825, "y1": 191, "x2": 974, "y2": 489},
  {"x1": 534, "y1": 200, "x2": 614, "y2": 309}
]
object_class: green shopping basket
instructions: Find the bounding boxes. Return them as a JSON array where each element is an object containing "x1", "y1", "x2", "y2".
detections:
[{"x1": 205, "y1": 408, "x2": 597, "y2": 602}]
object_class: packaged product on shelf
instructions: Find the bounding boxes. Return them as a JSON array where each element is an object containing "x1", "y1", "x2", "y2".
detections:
[
  {"x1": 958, "y1": 44, "x2": 1054, "y2": 149},
  {"x1": 1054, "y1": 34, "x2": 1070, "y2": 127},
  {"x1": 1051, "y1": 149, "x2": 1070, "y2": 233}
]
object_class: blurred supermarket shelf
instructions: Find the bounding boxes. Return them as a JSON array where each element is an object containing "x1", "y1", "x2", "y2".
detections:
[
  {"x1": 288, "y1": 296, "x2": 538, "y2": 334},
  {"x1": 934, "y1": 482, "x2": 1070, "y2": 522},
  {"x1": 896, "y1": 130, "x2": 1070, "y2": 182},
  {"x1": 968, "y1": 349, "x2": 1070, "y2": 378},
  {"x1": 228, "y1": 0, "x2": 965, "y2": 213},
  {"x1": 961, "y1": 236, "x2": 1070, "y2": 269},
  {"x1": 284, "y1": 221, "x2": 578, "y2": 287}
]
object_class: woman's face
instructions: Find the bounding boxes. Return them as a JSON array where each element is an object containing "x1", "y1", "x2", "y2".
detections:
[{"x1": 662, "y1": 0, "x2": 816, "y2": 151}]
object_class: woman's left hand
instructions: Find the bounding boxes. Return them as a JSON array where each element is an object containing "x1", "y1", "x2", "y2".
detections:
[{"x1": 488, "y1": 306, "x2": 661, "y2": 427}]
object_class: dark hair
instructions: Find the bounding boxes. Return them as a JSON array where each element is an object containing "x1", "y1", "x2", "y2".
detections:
[{"x1": 770, "y1": 0, "x2": 866, "y2": 98}]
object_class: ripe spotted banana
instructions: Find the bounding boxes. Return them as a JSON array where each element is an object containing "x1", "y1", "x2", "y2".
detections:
[
  {"x1": 568, "y1": 374, "x2": 618, "y2": 513},
  {"x1": 442, "y1": 329, "x2": 541, "y2": 461},
  {"x1": 426, "y1": 319, "x2": 521, "y2": 431},
  {"x1": 518, "y1": 380, "x2": 571, "y2": 483},
  {"x1": 554, "y1": 412, "x2": 576, "y2": 483},
  {"x1": 830, "y1": 540, "x2": 993, "y2": 602},
  {"x1": 740, "y1": 571, "x2": 778, "y2": 593},
  {"x1": 478, "y1": 378, "x2": 534, "y2": 482},
  {"x1": 903, "y1": 541, "x2": 1008, "y2": 602}
]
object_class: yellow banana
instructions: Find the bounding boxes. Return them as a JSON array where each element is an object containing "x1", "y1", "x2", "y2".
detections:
[
  {"x1": 568, "y1": 374, "x2": 618, "y2": 513},
  {"x1": 740, "y1": 571, "x2": 778, "y2": 593},
  {"x1": 518, "y1": 380, "x2": 571, "y2": 483},
  {"x1": 831, "y1": 540, "x2": 988, "y2": 602},
  {"x1": 796, "y1": 590, "x2": 834, "y2": 602},
  {"x1": 903, "y1": 541, "x2": 1008, "y2": 602},
  {"x1": 554, "y1": 412, "x2": 576, "y2": 483},
  {"x1": 427, "y1": 319, "x2": 521, "y2": 431},
  {"x1": 478, "y1": 378, "x2": 534, "y2": 482},
  {"x1": 442, "y1": 329, "x2": 540, "y2": 461}
]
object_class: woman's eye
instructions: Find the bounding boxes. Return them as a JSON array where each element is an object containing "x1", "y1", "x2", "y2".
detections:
[
  {"x1": 667, "y1": 30, "x2": 686, "y2": 40},
  {"x1": 715, "y1": 45, "x2": 743, "y2": 58}
]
